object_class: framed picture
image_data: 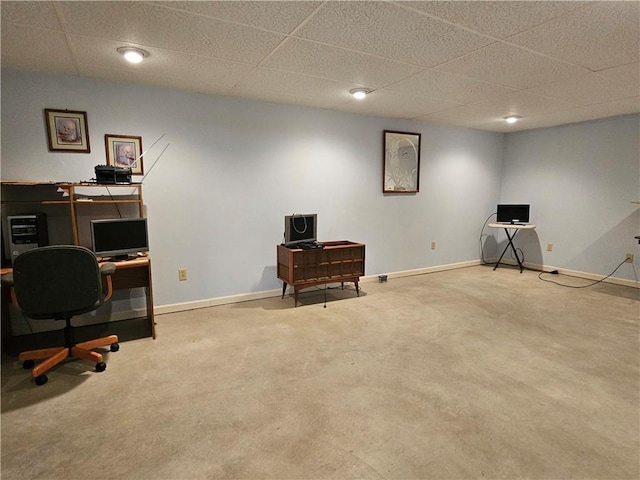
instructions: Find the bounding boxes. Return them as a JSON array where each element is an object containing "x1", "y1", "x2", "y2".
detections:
[
  {"x1": 105, "y1": 134, "x2": 143, "y2": 175},
  {"x1": 44, "y1": 109, "x2": 90, "y2": 153},
  {"x1": 383, "y1": 130, "x2": 421, "y2": 193}
]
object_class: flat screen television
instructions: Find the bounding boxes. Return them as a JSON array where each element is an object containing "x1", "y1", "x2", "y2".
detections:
[
  {"x1": 284, "y1": 214, "x2": 317, "y2": 246},
  {"x1": 496, "y1": 204, "x2": 530, "y2": 224},
  {"x1": 90, "y1": 217, "x2": 149, "y2": 260}
]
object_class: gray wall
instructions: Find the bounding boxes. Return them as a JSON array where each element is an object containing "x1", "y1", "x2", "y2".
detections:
[{"x1": 1, "y1": 70, "x2": 505, "y2": 310}]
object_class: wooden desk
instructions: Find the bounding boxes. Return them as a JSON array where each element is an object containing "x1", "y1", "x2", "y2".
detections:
[
  {"x1": 488, "y1": 223, "x2": 536, "y2": 273},
  {"x1": 277, "y1": 241, "x2": 365, "y2": 306},
  {"x1": 1, "y1": 256, "x2": 155, "y2": 352}
]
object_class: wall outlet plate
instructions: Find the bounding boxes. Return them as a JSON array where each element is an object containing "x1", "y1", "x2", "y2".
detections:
[{"x1": 625, "y1": 253, "x2": 634, "y2": 263}]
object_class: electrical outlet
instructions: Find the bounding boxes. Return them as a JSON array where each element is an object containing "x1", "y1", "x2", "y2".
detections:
[
  {"x1": 625, "y1": 253, "x2": 634, "y2": 263},
  {"x1": 178, "y1": 268, "x2": 188, "y2": 281},
  {"x1": 431, "y1": 241, "x2": 436, "y2": 250},
  {"x1": 546, "y1": 243, "x2": 553, "y2": 252}
]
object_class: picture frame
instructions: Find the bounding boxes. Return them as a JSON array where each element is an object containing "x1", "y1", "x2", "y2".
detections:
[
  {"x1": 383, "y1": 130, "x2": 421, "y2": 193},
  {"x1": 105, "y1": 134, "x2": 143, "y2": 175},
  {"x1": 44, "y1": 109, "x2": 90, "y2": 153}
]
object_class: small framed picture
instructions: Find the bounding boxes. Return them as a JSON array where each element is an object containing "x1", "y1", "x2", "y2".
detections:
[
  {"x1": 383, "y1": 130, "x2": 421, "y2": 193},
  {"x1": 105, "y1": 134, "x2": 143, "y2": 175},
  {"x1": 44, "y1": 109, "x2": 90, "y2": 153}
]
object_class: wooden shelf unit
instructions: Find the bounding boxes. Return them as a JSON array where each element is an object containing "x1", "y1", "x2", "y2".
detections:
[
  {"x1": 1, "y1": 181, "x2": 154, "y2": 350},
  {"x1": 277, "y1": 240, "x2": 365, "y2": 306}
]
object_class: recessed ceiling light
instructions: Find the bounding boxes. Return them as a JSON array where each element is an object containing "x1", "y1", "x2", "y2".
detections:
[
  {"x1": 117, "y1": 47, "x2": 149, "y2": 64},
  {"x1": 350, "y1": 88, "x2": 369, "y2": 100},
  {"x1": 504, "y1": 115, "x2": 523, "y2": 124}
]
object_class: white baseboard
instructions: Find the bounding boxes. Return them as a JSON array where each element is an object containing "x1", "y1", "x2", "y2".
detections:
[{"x1": 155, "y1": 260, "x2": 482, "y2": 315}]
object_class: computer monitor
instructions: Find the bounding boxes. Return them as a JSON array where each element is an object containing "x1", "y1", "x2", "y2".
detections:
[
  {"x1": 496, "y1": 204, "x2": 530, "y2": 224},
  {"x1": 284, "y1": 214, "x2": 317, "y2": 245},
  {"x1": 90, "y1": 217, "x2": 149, "y2": 260}
]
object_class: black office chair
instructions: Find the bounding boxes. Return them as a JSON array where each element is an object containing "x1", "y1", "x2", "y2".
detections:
[{"x1": 1, "y1": 245, "x2": 119, "y2": 385}]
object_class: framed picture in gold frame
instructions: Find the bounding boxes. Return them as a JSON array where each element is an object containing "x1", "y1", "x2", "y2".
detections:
[{"x1": 105, "y1": 134, "x2": 143, "y2": 175}]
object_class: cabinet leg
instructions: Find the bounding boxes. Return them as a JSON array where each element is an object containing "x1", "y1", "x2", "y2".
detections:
[
  {"x1": 341, "y1": 282, "x2": 344, "y2": 290},
  {"x1": 294, "y1": 288, "x2": 299, "y2": 307},
  {"x1": 355, "y1": 281, "x2": 360, "y2": 296},
  {"x1": 281, "y1": 282, "x2": 287, "y2": 299}
]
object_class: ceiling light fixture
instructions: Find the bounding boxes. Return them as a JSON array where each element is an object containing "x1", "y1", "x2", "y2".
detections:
[
  {"x1": 117, "y1": 47, "x2": 149, "y2": 64},
  {"x1": 504, "y1": 115, "x2": 523, "y2": 124},
  {"x1": 350, "y1": 88, "x2": 369, "y2": 100}
]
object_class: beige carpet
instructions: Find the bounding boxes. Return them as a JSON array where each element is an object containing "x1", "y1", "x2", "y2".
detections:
[{"x1": 2, "y1": 265, "x2": 639, "y2": 479}]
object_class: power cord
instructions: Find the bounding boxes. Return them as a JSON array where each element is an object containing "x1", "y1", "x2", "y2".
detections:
[{"x1": 538, "y1": 259, "x2": 630, "y2": 288}]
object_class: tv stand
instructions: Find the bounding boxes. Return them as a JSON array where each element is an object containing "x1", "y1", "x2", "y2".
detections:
[{"x1": 277, "y1": 241, "x2": 365, "y2": 306}]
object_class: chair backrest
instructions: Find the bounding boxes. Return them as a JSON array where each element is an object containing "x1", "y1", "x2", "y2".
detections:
[{"x1": 12, "y1": 245, "x2": 104, "y2": 320}]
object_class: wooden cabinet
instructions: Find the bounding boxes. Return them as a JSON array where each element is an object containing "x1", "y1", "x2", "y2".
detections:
[{"x1": 277, "y1": 241, "x2": 365, "y2": 306}]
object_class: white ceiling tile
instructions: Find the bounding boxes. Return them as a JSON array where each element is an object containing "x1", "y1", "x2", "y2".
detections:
[
  {"x1": 387, "y1": 69, "x2": 516, "y2": 104},
  {"x1": 1, "y1": 1, "x2": 637, "y2": 132},
  {"x1": 232, "y1": 68, "x2": 354, "y2": 101},
  {"x1": 150, "y1": 1, "x2": 322, "y2": 34},
  {"x1": 472, "y1": 91, "x2": 578, "y2": 117},
  {"x1": 506, "y1": 2, "x2": 640, "y2": 71},
  {"x1": 596, "y1": 63, "x2": 640, "y2": 91},
  {"x1": 399, "y1": 1, "x2": 587, "y2": 39},
  {"x1": 333, "y1": 89, "x2": 457, "y2": 119},
  {"x1": 294, "y1": 1, "x2": 493, "y2": 67},
  {"x1": 526, "y1": 72, "x2": 639, "y2": 106},
  {"x1": 228, "y1": 88, "x2": 340, "y2": 110},
  {"x1": 0, "y1": 24, "x2": 77, "y2": 74},
  {"x1": 55, "y1": 1, "x2": 285, "y2": 65},
  {"x1": 435, "y1": 42, "x2": 591, "y2": 89},
  {"x1": 70, "y1": 35, "x2": 254, "y2": 88},
  {"x1": 1, "y1": 1, "x2": 62, "y2": 30},
  {"x1": 262, "y1": 38, "x2": 423, "y2": 88},
  {"x1": 418, "y1": 104, "x2": 508, "y2": 128},
  {"x1": 77, "y1": 65, "x2": 233, "y2": 97}
]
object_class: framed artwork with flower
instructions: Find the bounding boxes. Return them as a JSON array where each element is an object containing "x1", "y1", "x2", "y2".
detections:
[{"x1": 105, "y1": 134, "x2": 143, "y2": 175}]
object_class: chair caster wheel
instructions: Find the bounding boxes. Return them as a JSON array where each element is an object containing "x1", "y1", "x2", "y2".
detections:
[
  {"x1": 35, "y1": 374, "x2": 48, "y2": 386},
  {"x1": 95, "y1": 362, "x2": 107, "y2": 372},
  {"x1": 23, "y1": 359, "x2": 35, "y2": 369},
  {"x1": 110, "y1": 343, "x2": 120, "y2": 352}
]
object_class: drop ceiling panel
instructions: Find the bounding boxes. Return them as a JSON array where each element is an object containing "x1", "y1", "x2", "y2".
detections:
[
  {"x1": 71, "y1": 36, "x2": 254, "y2": 89},
  {"x1": 387, "y1": 69, "x2": 516, "y2": 104},
  {"x1": 79, "y1": 64, "x2": 235, "y2": 98},
  {"x1": 294, "y1": 1, "x2": 493, "y2": 67},
  {"x1": 0, "y1": 1, "x2": 638, "y2": 133},
  {"x1": 0, "y1": 1, "x2": 61, "y2": 29},
  {"x1": 525, "y1": 73, "x2": 639, "y2": 106},
  {"x1": 262, "y1": 38, "x2": 423, "y2": 88},
  {"x1": 0, "y1": 24, "x2": 77, "y2": 74},
  {"x1": 506, "y1": 1, "x2": 640, "y2": 72},
  {"x1": 400, "y1": 1, "x2": 587, "y2": 39},
  {"x1": 472, "y1": 91, "x2": 578, "y2": 117},
  {"x1": 233, "y1": 68, "x2": 355, "y2": 102},
  {"x1": 151, "y1": 1, "x2": 323, "y2": 34},
  {"x1": 435, "y1": 42, "x2": 592, "y2": 89},
  {"x1": 55, "y1": 1, "x2": 285, "y2": 64},
  {"x1": 334, "y1": 90, "x2": 457, "y2": 119}
]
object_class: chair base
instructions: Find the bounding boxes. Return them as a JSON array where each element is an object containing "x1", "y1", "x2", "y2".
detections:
[{"x1": 19, "y1": 334, "x2": 119, "y2": 381}]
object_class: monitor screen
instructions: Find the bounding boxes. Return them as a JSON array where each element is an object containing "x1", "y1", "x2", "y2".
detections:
[
  {"x1": 90, "y1": 218, "x2": 149, "y2": 260},
  {"x1": 496, "y1": 204, "x2": 530, "y2": 224},
  {"x1": 284, "y1": 214, "x2": 317, "y2": 245}
]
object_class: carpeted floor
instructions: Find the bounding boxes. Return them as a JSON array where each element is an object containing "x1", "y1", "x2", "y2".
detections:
[{"x1": 2, "y1": 265, "x2": 639, "y2": 479}]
